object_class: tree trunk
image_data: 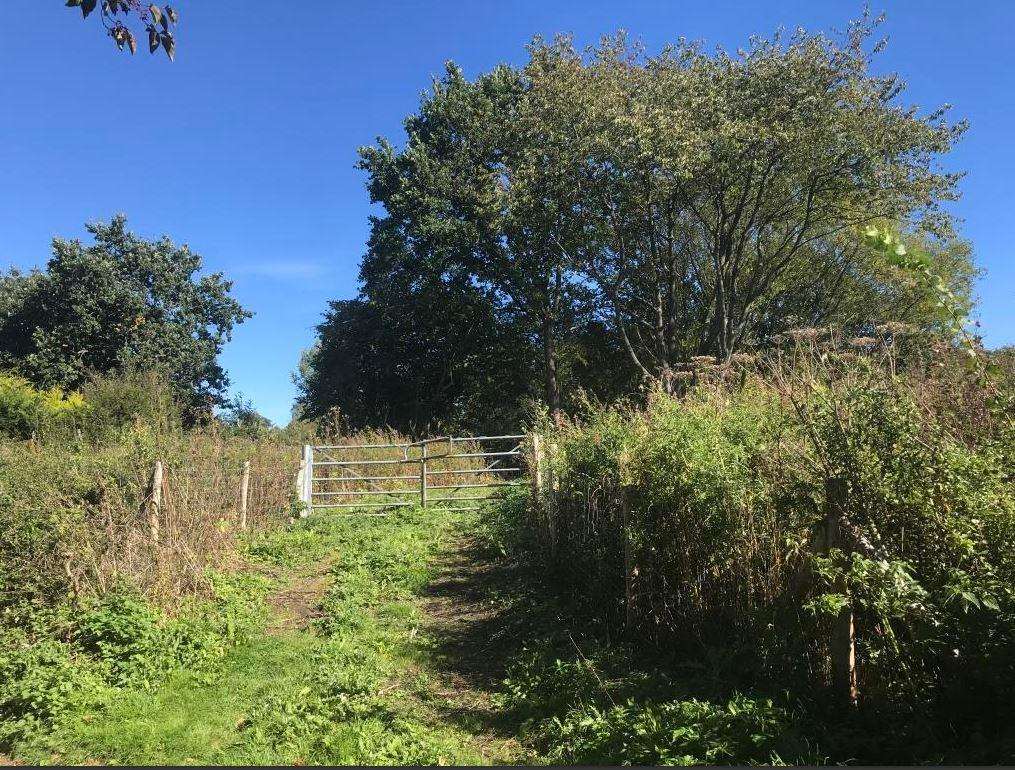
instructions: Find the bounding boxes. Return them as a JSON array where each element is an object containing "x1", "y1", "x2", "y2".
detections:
[{"x1": 541, "y1": 313, "x2": 562, "y2": 423}]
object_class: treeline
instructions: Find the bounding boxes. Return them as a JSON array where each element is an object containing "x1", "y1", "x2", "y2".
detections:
[
  {"x1": 0, "y1": 215, "x2": 251, "y2": 420},
  {"x1": 296, "y1": 17, "x2": 975, "y2": 434}
]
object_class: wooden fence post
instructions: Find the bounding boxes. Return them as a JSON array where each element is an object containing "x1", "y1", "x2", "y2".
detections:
[
  {"x1": 239, "y1": 460, "x2": 250, "y2": 530},
  {"x1": 622, "y1": 490, "x2": 634, "y2": 632},
  {"x1": 419, "y1": 440, "x2": 428, "y2": 509},
  {"x1": 530, "y1": 433, "x2": 544, "y2": 503},
  {"x1": 297, "y1": 445, "x2": 313, "y2": 516},
  {"x1": 148, "y1": 460, "x2": 163, "y2": 548},
  {"x1": 825, "y1": 476, "x2": 858, "y2": 709}
]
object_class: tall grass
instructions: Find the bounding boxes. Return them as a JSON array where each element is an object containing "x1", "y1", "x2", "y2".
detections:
[
  {"x1": 0, "y1": 374, "x2": 310, "y2": 610},
  {"x1": 521, "y1": 330, "x2": 1015, "y2": 761}
]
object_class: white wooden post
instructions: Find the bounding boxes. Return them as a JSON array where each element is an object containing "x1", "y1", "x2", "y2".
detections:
[
  {"x1": 148, "y1": 460, "x2": 163, "y2": 547},
  {"x1": 299, "y1": 445, "x2": 314, "y2": 515},
  {"x1": 239, "y1": 460, "x2": 250, "y2": 530}
]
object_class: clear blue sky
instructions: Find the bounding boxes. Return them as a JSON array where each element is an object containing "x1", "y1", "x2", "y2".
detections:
[{"x1": 1, "y1": 1, "x2": 1012, "y2": 424}]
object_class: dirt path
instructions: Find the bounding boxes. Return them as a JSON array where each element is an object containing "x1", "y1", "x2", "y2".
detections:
[
  {"x1": 263, "y1": 553, "x2": 338, "y2": 634},
  {"x1": 7, "y1": 511, "x2": 542, "y2": 766},
  {"x1": 420, "y1": 533, "x2": 542, "y2": 761}
]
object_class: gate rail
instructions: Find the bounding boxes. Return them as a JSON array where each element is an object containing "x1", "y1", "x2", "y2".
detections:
[{"x1": 298, "y1": 434, "x2": 526, "y2": 513}]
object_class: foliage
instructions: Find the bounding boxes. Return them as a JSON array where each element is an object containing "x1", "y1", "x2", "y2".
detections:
[
  {"x1": 0, "y1": 615, "x2": 111, "y2": 752},
  {"x1": 65, "y1": 0, "x2": 178, "y2": 59},
  {"x1": 0, "y1": 571, "x2": 265, "y2": 754},
  {"x1": 522, "y1": 337, "x2": 1015, "y2": 762},
  {"x1": 219, "y1": 394, "x2": 274, "y2": 438},
  {"x1": 0, "y1": 374, "x2": 297, "y2": 611},
  {"x1": 295, "y1": 292, "x2": 541, "y2": 434},
  {"x1": 0, "y1": 372, "x2": 89, "y2": 440},
  {"x1": 304, "y1": 14, "x2": 974, "y2": 432},
  {"x1": 0, "y1": 215, "x2": 250, "y2": 415},
  {"x1": 541, "y1": 695, "x2": 795, "y2": 765},
  {"x1": 74, "y1": 578, "x2": 265, "y2": 689}
]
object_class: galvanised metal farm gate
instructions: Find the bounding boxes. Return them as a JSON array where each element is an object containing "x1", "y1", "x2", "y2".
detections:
[{"x1": 296, "y1": 435, "x2": 526, "y2": 512}]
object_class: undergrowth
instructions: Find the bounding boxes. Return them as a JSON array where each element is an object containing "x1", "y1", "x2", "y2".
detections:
[
  {"x1": 0, "y1": 571, "x2": 269, "y2": 759},
  {"x1": 238, "y1": 507, "x2": 490, "y2": 765},
  {"x1": 4, "y1": 506, "x2": 504, "y2": 765}
]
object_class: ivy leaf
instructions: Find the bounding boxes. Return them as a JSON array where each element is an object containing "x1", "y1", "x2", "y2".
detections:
[{"x1": 82, "y1": 0, "x2": 98, "y2": 18}]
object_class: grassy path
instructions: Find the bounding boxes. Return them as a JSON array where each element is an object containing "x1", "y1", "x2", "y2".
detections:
[{"x1": 21, "y1": 507, "x2": 529, "y2": 766}]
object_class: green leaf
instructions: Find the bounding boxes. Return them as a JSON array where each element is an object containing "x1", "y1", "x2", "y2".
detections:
[{"x1": 161, "y1": 32, "x2": 175, "y2": 61}]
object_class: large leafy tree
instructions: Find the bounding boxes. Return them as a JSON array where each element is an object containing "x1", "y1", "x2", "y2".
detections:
[
  {"x1": 309, "y1": 15, "x2": 975, "y2": 427},
  {"x1": 0, "y1": 216, "x2": 250, "y2": 412},
  {"x1": 357, "y1": 60, "x2": 599, "y2": 419},
  {"x1": 526, "y1": 22, "x2": 970, "y2": 384},
  {"x1": 295, "y1": 201, "x2": 542, "y2": 434}
]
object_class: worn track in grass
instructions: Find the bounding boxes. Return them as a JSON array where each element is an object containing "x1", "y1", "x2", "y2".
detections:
[{"x1": 13, "y1": 507, "x2": 536, "y2": 765}]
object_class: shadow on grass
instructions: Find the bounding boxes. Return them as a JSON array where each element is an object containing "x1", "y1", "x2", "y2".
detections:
[{"x1": 420, "y1": 533, "x2": 566, "y2": 740}]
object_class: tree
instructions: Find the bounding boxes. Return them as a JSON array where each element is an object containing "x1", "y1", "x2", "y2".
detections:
[
  {"x1": 524, "y1": 21, "x2": 969, "y2": 385},
  {"x1": 295, "y1": 220, "x2": 541, "y2": 434},
  {"x1": 309, "y1": 15, "x2": 976, "y2": 427},
  {"x1": 0, "y1": 215, "x2": 250, "y2": 413},
  {"x1": 65, "y1": 0, "x2": 178, "y2": 60}
]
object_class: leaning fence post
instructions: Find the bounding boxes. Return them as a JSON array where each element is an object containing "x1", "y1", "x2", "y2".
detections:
[
  {"x1": 239, "y1": 460, "x2": 251, "y2": 530},
  {"x1": 825, "y1": 476, "x2": 858, "y2": 709},
  {"x1": 147, "y1": 460, "x2": 163, "y2": 548},
  {"x1": 419, "y1": 440, "x2": 429, "y2": 509}
]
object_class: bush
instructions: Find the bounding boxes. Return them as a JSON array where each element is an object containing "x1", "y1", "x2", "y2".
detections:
[
  {"x1": 0, "y1": 574, "x2": 268, "y2": 754},
  {"x1": 524, "y1": 335, "x2": 1015, "y2": 761},
  {"x1": 542, "y1": 694, "x2": 797, "y2": 765},
  {"x1": 0, "y1": 373, "x2": 89, "y2": 440},
  {"x1": 0, "y1": 616, "x2": 110, "y2": 751},
  {"x1": 79, "y1": 372, "x2": 182, "y2": 439}
]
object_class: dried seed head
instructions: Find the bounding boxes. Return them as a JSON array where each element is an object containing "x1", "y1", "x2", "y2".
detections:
[
  {"x1": 786, "y1": 327, "x2": 822, "y2": 341},
  {"x1": 849, "y1": 336, "x2": 878, "y2": 348}
]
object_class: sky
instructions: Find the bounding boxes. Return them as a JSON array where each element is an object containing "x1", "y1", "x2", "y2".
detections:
[{"x1": 1, "y1": 1, "x2": 1013, "y2": 424}]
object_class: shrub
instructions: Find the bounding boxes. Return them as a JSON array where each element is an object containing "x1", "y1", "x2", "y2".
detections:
[
  {"x1": 542, "y1": 694, "x2": 797, "y2": 766},
  {"x1": 523, "y1": 336, "x2": 1015, "y2": 761},
  {"x1": 0, "y1": 627, "x2": 110, "y2": 752},
  {"x1": 0, "y1": 373, "x2": 89, "y2": 440}
]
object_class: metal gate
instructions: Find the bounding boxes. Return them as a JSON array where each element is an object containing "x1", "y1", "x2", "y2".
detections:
[{"x1": 297, "y1": 434, "x2": 526, "y2": 513}]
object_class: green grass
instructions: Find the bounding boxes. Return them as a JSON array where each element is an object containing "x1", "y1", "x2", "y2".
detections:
[{"x1": 10, "y1": 506, "x2": 511, "y2": 766}]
